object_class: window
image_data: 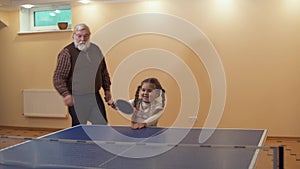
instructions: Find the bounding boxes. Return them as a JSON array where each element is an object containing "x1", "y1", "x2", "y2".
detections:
[{"x1": 19, "y1": 4, "x2": 72, "y2": 33}]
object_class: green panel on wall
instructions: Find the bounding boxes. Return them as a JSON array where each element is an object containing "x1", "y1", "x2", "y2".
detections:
[{"x1": 34, "y1": 9, "x2": 71, "y2": 27}]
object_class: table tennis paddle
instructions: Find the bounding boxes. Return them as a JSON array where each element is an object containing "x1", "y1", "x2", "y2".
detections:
[{"x1": 115, "y1": 99, "x2": 134, "y2": 115}]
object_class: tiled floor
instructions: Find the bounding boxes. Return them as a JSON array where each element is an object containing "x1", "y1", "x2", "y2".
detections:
[
  {"x1": 255, "y1": 137, "x2": 300, "y2": 169},
  {"x1": 0, "y1": 126, "x2": 299, "y2": 169}
]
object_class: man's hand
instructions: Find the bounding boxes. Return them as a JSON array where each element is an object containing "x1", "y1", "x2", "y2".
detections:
[
  {"x1": 105, "y1": 90, "x2": 116, "y2": 109},
  {"x1": 63, "y1": 94, "x2": 74, "y2": 107},
  {"x1": 104, "y1": 90, "x2": 112, "y2": 102},
  {"x1": 107, "y1": 100, "x2": 117, "y2": 109}
]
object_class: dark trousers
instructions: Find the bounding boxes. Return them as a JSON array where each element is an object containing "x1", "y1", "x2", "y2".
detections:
[{"x1": 68, "y1": 92, "x2": 107, "y2": 126}]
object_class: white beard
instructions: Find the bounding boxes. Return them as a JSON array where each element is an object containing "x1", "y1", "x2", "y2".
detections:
[{"x1": 75, "y1": 40, "x2": 90, "y2": 51}]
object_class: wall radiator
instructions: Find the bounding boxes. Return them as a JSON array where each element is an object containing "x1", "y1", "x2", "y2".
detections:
[{"x1": 23, "y1": 89, "x2": 67, "y2": 118}]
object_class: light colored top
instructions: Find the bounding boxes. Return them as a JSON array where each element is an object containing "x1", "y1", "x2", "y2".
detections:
[{"x1": 129, "y1": 99, "x2": 163, "y2": 126}]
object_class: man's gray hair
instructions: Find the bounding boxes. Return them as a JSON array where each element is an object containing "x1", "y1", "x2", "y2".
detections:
[{"x1": 73, "y1": 23, "x2": 90, "y2": 34}]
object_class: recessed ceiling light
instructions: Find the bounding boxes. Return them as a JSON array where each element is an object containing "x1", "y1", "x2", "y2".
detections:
[
  {"x1": 79, "y1": 0, "x2": 91, "y2": 4},
  {"x1": 21, "y1": 4, "x2": 34, "y2": 9},
  {"x1": 50, "y1": 12, "x2": 56, "y2": 16}
]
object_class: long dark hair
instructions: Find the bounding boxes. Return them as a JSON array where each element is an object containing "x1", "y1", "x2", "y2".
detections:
[{"x1": 133, "y1": 78, "x2": 166, "y2": 109}]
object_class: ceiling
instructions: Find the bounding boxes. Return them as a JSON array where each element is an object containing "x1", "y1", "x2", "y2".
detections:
[
  {"x1": 0, "y1": 0, "x2": 138, "y2": 11},
  {"x1": 0, "y1": 0, "x2": 70, "y2": 10}
]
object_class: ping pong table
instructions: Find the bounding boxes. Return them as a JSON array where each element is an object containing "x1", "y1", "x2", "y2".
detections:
[{"x1": 0, "y1": 125, "x2": 267, "y2": 169}]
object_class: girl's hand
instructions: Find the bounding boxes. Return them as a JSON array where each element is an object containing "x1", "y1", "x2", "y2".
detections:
[
  {"x1": 131, "y1": 122, "x2": 139, "y2": 129},
  {"x1": 138, "y1": 123, "x2": 146, "y2": 129},
  {"x1": 131, "y1": 122, "x2": 146, "y2": 129}
]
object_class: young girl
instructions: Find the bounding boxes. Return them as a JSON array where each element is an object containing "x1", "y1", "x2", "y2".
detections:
[{"x1": 130, "y1": 78, "x2": 166, "y2": 129}]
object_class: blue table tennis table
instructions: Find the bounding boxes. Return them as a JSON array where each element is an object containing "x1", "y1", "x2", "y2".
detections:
[{"x1": 0, "y1": 125, "x2": 267, "y2": 169}]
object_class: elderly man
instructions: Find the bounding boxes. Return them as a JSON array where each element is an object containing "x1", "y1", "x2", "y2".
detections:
[{"x1": 53, "y1": 23, "x2": 113, "y2": 126}]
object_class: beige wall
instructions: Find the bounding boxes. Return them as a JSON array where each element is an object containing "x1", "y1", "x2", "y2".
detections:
[
  {"x1": 0, "y1": 0, "x2": 299, "y2": 137},
  {"x1": 0, "y1": 11, "x2": 9, "y2": 28}
]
